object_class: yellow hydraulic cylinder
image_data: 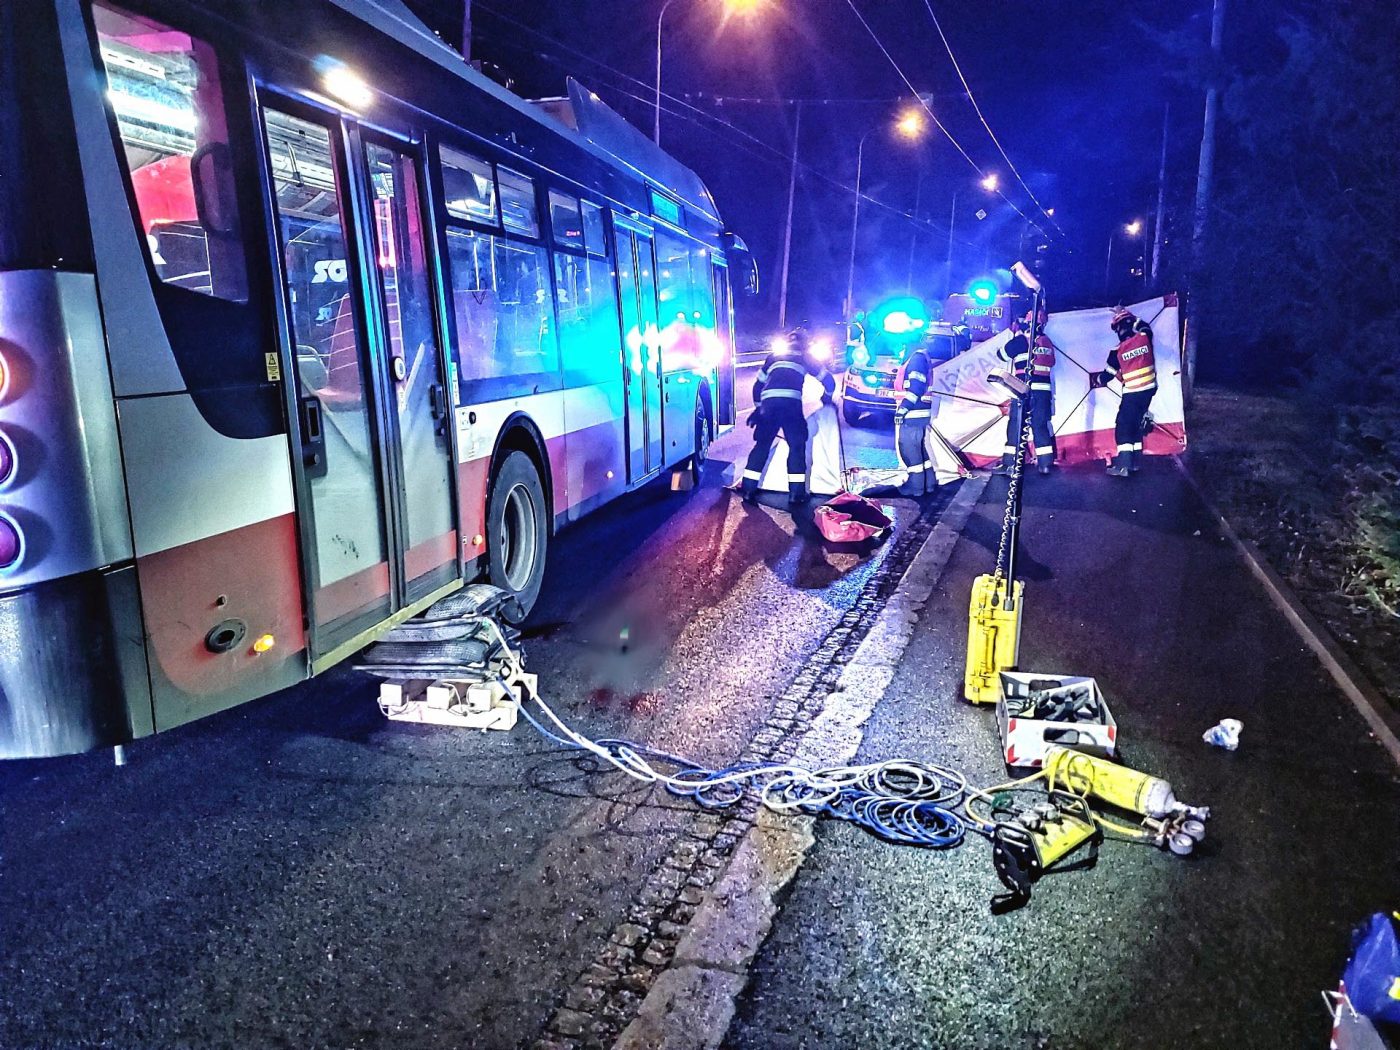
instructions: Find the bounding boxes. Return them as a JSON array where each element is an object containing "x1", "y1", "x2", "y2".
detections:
[{"x1": 964, "y1": 573, "x2": 1023, "y2": 704}]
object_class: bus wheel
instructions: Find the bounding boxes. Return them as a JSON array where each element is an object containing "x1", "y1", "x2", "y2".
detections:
[
  {"x1": 486, "y1": 451, "x2": 548, "y2": 615},
  {"x1": 690, "y1": 397, "x2": 712, "y2": 485}
]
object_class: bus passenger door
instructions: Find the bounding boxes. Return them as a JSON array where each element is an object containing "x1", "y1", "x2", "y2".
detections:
[
  {"x1": 711, "y1": 261, "x2": 736, "y2": 426},
  {"x1": 358, "y1": 137, "x2": 457, "y2": 606},
  {"x1": 262, "y1": 103, "x2": 395, "y2": 660},
  {"x1": 261, "y1": 101, "x2": 457, "y2": 667},
  {"x1": 615, "y1": 225, "x2": 665, "y2": 482}
]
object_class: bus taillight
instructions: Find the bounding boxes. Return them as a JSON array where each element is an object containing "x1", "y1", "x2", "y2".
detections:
[{"x1": 0, "y1": 512, "x2": 22, "y2": 571}]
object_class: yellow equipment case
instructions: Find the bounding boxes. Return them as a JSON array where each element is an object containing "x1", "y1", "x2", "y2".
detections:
[{"x1": 964, "y1": 574, "x2": 1023, "y2": 704}]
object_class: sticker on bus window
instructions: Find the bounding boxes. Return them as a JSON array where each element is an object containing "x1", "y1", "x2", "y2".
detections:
[{"x1": 264, "y1": 352, "x2": 282, "y2": 382}]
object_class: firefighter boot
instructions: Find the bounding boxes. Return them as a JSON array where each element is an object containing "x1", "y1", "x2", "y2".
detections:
[
  {"x1": 991, "y1": 452, "x2": 1015, "y2": 476},
  {"x1": 1106, "y1": 452, "x2": 1131, "y2": 478},
  {"x1": 789, "y1": 479, "x2": 811, "y2": 506},
  {"x1": 1035, "y1": 446, "x2": 1054, "y2": 476},
  {"x1": 740, "y1": 475, "x2": 760, "y2": 504},
  {"x1": 1130, "y1": 447, "x2": 1142, "y2": 472}
]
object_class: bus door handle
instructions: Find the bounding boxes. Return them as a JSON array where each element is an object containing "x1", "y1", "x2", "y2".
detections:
[
  {"x1": 299, "y1": 395, "x2": 328, "y2": 478},
  {"x1": 428, "y1": 382, "x2": 448, "y2": 435}
]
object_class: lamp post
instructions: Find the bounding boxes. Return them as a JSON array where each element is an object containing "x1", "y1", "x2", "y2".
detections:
[
  {"x1": 944, "y1": 172, "x2": 999, "y2": 298},
  {"x1": 655, "y1": 0, "x2": 763, "y2": 146},
  {"x1": 1105, "y1": 219, "x2": 1142, "y2": 298},
  {"x1": 844, "y1": 107, "x2": 925, "y2": 318}
]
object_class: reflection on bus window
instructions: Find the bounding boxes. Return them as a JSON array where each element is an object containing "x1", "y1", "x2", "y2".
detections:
[
  {"x1": 553, "y1": 252, "x2": 621, "y2": 387},
  {"x1": 581, "y1": 201, "x2": 607, "y2": 256},
  {"x1": 548, "y1": 191, "x2": 584, "y2": 250},
  {"x1": 445, "y1": 228, "x2": 558, "y2": 383},
  {"x1": 263, "y1": 107, "x2": 387, "y2": 601},
  {"x1": 94, "y1": 1, "x2": 247, "y2": 302},
  {"x1": 440, "y1": 146, "x2": 497, "y2": 225},
  {"x1": 654, "y1": 229, "x2": 706, "y2": 371},
  {"x1": 365, "y1": 142, "x2": 439, "y2": 414},
  {"x1": 264, "y1": 110, "x2": 362, "y2": 409},
  {"x1": 497, "y1": 168, "x2": 539, "y2": 237}
]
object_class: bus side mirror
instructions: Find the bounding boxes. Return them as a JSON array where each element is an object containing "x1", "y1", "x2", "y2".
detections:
[
  {"x1": 722, "y1": 232, "x2": 759, "y2": 300},
  {"x1": 191, "y1": 142, "x2": 239, "y2": 238}
]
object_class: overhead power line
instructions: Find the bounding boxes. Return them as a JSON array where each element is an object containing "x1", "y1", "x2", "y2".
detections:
[
  {"x1": 920, "y1": 0, "x2": 1063, "y2": 235},
  {"x1": 840, "y1": 0, "x2": 1051, "y2": 240},
  {"x1": 473, "y1": 3, "x2": 980, "y2": 248}
]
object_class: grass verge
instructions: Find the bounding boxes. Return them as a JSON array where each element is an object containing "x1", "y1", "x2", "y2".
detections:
[{"x1": 1186, "y1": 385, "x2": 1400, "y2": 713}]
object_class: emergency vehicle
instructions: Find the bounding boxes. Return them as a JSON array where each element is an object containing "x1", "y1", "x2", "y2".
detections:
[{"x1": 840, "y1": 297, "x2": 971, "y2": 425}]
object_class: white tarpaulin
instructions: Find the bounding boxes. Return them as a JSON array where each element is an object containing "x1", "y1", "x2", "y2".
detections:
[
  {"x1": 924, "y1": 295, "x2": 1188, "y2": 476},
  {"x1": 754, "y1": 401, "x2": 845, "y2": 495},
  {"x1": 752, "y1": 295, "x2": 1186, "y2": 493}
]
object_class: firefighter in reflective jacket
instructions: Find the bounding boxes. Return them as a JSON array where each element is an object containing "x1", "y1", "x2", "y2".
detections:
[
  {"x1": 741, "y1": 329, "x2": 835, "y2": 505},
  {"x1": 1025, "y1": 309, "x2": 1058, "y2": 475},
  {"x1": 895, "y1": 339, "x2": 935, "y2": 496},
  {"x1": 1091, "y1": 307, "x2": 1157, "y2": 477},
  {"x1": 993, "y1": 313, "x2": 1057, "y2": 475}
]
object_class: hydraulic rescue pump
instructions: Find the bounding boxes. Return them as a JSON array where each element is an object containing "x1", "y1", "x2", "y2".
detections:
[{"x1": 1044, "y1": 746, "x2": 1210, "y2": 855}]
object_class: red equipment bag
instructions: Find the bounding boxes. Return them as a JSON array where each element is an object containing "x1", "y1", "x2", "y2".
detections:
[{"x1": 814, "y1": 491, "x2": 893, "y2": 543}]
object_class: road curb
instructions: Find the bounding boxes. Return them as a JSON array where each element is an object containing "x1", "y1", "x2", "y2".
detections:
[
  {"x1": 1174, "y1": 456, "x2": 1400, "y2": 767},
  {"x1": 610, "y1": 475, "x2": 989, "y2": 1050}
]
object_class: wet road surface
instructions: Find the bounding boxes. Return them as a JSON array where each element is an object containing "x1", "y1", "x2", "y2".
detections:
[
  {"x1": 724, "y1": 460, "x2": 1400, "y2": 1049},
  {"x1": 0, "y1": 380, "x2": 923, "y2": 1049}
]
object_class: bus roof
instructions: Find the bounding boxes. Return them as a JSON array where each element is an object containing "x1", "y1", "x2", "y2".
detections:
[{"x1": 329, "y1": 0, "x2": 720, "y2": 228}]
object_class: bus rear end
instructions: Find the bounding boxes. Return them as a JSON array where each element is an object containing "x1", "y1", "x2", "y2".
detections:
[
  {"x1": 0, "y1": 1, "x2": 154, "y2": 758},
  {"x1": 1, "y1": 0, "x2": 310, "y2": 758}
]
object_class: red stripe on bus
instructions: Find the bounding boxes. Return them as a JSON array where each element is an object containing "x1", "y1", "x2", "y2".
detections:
[
  {"x1": 404, "y1": 528, "x2": 458, "y2": 582},
  {"x1": 315, "y1": 559, "x2": 391, "y2": 626},
  {"x1": 137, "y1": 513, "x2": 306, "y2": 695}
]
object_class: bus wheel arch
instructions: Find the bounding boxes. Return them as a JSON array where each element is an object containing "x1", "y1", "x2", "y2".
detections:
[{"x1": 484, "y1": 417, "x2": 553, "y2": 615}]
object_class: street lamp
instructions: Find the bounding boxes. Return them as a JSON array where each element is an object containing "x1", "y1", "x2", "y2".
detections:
[
  {"x1": 844, "y1": 106, "x2": 925, "y2": 318},
  {"x1": 655, "y1": 0, "x2": 764, "y2": 146},
  {"x1": 1106, "y1": 219, "x2": 1143, "y2": 295},
  {"x1": 944, "y1": 174, "x2": 999, "y2": 297}
]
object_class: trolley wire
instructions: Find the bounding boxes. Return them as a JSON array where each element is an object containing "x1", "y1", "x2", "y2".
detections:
[
  {"x1": 920, "y1": 0, "x2": 1063, "y2": 236},
  {"x1": 840, "y1": 0, "x2": 1052, "y2": 239},
  {"x1": 472, "y1": 2, "x2": 982, "y2": 249}
]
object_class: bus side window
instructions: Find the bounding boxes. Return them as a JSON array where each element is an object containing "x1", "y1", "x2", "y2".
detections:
[
  {"x1": 93, "y1": 1, "x2": 248, "y2": 302},
  {"x1": 444, "y1": 228, "x2": 557, "y2": 387}
]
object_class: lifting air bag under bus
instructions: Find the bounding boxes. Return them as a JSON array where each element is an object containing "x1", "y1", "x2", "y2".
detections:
[{"x1": 964, "y1": 573, "x2": 1023, "y2": 705}]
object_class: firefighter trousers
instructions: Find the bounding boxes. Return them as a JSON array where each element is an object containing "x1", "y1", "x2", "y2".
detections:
[
  {"x1": 1114, "y1": 388, "x2": 1155, "y2": 456},
  {"x1": 896, "y1": 410, "x2": 933, "y2": 495},
  {"x1": 742, "y1": 400, "x2": 809, "y2": 498},
  {"x1": 1004, "y1": 391, "x2": 1056, "y2": 464}
]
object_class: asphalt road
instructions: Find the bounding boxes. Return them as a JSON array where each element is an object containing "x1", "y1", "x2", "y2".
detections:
[
  {"x1": 724, "y1": 460, "x2": 1400, "y2": 1049},
  {"x1": 3, "y1": 374, "x2": 1395, "y2": 1049},
  {"x1": 0, "y1": 377, "x2": 916, "y2": 1049}
]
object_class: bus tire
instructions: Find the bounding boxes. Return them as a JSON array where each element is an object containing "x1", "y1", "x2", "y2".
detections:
[
  {"x1": 485, "y1": 451, "x2": 548, "y2": 616},
  {"x1": 690, "y1": 396, "x2": 712, "y2": 485}
]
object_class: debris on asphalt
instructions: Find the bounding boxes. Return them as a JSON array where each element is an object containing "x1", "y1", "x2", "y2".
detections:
[{"x1": 1203, "y1": 718, "x2": 1244, "y2": 751}]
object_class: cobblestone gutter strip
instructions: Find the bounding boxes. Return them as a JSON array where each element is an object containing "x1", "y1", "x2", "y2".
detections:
[{"x1": 532, "y1": 477, "x2": 988, "y2": 1050}]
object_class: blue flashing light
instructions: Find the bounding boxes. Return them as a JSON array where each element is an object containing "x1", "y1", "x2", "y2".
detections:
[
  {"x1": 852, "y1": 345, "x2": 871, "y2": 366},
  {"x1": 882, "y1": 310, "x2": 926, "y2": 335},
  {"x1": 967, "y1": 279, "x2": 998, "y2": 306}
]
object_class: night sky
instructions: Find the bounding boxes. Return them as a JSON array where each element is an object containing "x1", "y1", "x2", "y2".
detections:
[{"x1": 454, "y1": 1, "x2": 1262, "y2": 324}]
